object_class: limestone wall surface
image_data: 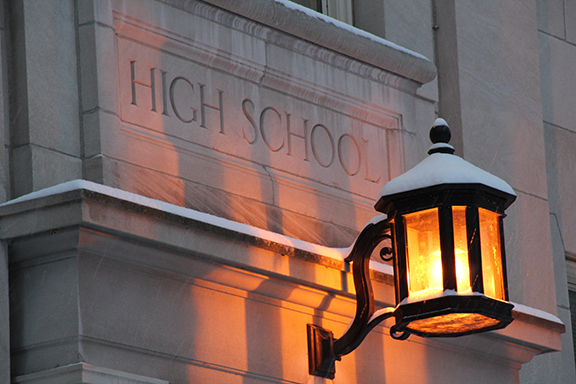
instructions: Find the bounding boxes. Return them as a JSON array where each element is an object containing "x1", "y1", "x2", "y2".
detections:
[
  {"x1": 534, "y1": 0, "x2": 576, "y2": 382},
  {"x1": 0, "y1": 0, "x2": 574, "y2": 383}
]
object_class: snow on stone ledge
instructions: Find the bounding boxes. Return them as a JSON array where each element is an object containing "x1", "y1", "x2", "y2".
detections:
[
  {"x1": 0, "y1": 180, "x2": 393, "y2": 275},
  {"x1": 200, "y1": 0, "x2": 436, "y2": 84},
  {"x1": 271, "y1": 0, "x2": 427, "y2": 61},
  {"x1": 2, "y1": 181, "x2": 562, "y2": 329},
  {"x1": 396, "y1": 290, "x2": 563, "y2": 326},
  {"x1": 379, "y1": 152, "x2": 516, "y2": 198},
  {"x1": 511, "y1": 302, "x2": 563, "y2": 325}
]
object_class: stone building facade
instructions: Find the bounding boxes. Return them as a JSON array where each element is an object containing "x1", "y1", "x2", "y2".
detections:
[{"x1": 0, "y1": 1, "x2": 573, "y2": 383}]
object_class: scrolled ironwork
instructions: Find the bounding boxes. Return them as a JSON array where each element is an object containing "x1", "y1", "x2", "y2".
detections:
[
  {"x1": 390, "y1": 325, "x2": 410, "y2": 340},
  {"x1": 379, "y1": 244, "x2": 393, "y2": 262},
  {"x1": 335, "y1": 218, "x2": 395, "y2": 356},
  {"x1": 307, "y1": 216, "x2": 411, "y2": 378}
]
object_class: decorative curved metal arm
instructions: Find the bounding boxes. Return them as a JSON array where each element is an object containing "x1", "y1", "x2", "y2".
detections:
[{"x1": 307, "y1": 217, "x2": 409, "y2": 379}]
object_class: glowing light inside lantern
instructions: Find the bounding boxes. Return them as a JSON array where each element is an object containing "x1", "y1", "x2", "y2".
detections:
[
  {"x1": 452, "y1": 206, "x2": 471, "y2": 293},
  {"x1": 403, "y1": 206, "x2": 505, "y2": 303},
  {"x1": 404, "y1": 207, "x2": 474, "y2": 300},
  {"x1": 405, "y1": 208, "x2": 443, "y2": 298},
  {"x1": 479, "y1": 208, "x2": 505, "y2": 300}
]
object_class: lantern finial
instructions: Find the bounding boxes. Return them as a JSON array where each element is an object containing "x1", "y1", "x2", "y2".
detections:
[{"x1": 428, "y1": 118, "x2": 455, "y2": 155}]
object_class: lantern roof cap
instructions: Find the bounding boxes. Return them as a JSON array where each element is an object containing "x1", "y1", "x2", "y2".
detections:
[{"x1": 377, "y1": 120, "x2": 516, "y2": 200}]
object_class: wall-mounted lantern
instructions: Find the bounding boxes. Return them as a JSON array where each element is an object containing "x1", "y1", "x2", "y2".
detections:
[{"x1": 307, "y1": 119, "x2": 516, "y2": 379}]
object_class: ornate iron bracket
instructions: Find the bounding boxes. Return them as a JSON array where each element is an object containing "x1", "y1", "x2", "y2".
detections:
[{"x1": 307, "y1": 217, "x2": 409, "y2": 379}]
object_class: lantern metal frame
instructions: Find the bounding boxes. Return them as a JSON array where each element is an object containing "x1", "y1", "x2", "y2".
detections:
[
  {"x1": 307, "y1": 119, "x2": 517, "y2": 379},
  {"x1": 380, "y1": 182, "x2": 515, "y2": 338}
]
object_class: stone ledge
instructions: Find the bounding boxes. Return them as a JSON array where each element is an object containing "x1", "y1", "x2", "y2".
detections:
[
  {"x1": 1, "y1": 181, "x2": 394, "y2": 305},
  {"x1": 194, "y1": 0, "x2": 437, "y2": 84},
  {"x1": 13, "y1": 363, "x2": 168, "y2": 384},
  {"x1": 0, "y1": 180, "x2": 563, "y2": 368}
]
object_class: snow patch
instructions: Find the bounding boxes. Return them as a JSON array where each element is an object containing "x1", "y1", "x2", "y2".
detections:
[
  {"x1": 2, "y1": 181, "x2": 561, "y2": 326},
  {"x1": 379, "y1": 152, "x2": 516, "y2": 198},
  {"x1": 433, "y1": 118, "x2": 448, "y2": 127},
  {"x1": 511, "y1": 302, "x2": 563, "y2": 325},
  {"x1": 369, "y1": 306, "x2": 396, "y2": 323},
  {"x1": 270, "y1": 0, "x2": 430, "y2": 61},
  {"x1": 397, "y1": 291, "x2": 562, "y2": 325}
]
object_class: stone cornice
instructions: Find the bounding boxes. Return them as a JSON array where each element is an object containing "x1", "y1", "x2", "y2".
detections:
[
  {"x1": 0, "y1": 181, "x2": 562, "y2": 367},
  {"x1": 198, "y1": 0, "x2": 437, "y2": 85}
]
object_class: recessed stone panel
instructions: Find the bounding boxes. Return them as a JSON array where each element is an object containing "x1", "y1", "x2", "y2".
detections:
[
  {"x1": 101, "y1": 1, "x2": 428, "y2": 241},
  {"x1": 566, "y1": 0, "x2": 576, "y2": 44},
  {"x1": 536, "y1": 0, "x2": 566, "y2": 38},
  {"x1": 539, "y1": 33, "x2": 576, "y2": 133},
  {"x1": 545, "y1": 123, "x2": 576, "y2": 257},
  {"x1": 115, "y1": 32, "x2": 399, "y2": 200},
  {"x1": 504, "y1": 191, "x2": 557, "y2": 314}
]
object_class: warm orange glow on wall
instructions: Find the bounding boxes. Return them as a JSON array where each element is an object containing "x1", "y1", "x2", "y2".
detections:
[
  {"x1": 404, "y1": 208, "x2": 442, "y2": 298},
  {"x1": 479, "y1": 208, "x2": 505, "y2": 300}
]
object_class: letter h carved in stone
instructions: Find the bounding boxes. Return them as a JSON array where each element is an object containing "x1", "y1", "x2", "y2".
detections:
[{"x1": 130, "y1": 60, "x2": 157, "y2": 112}]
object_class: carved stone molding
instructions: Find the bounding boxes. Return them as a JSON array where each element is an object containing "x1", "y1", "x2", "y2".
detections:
[
  {"x1": 197, "y1": 0, "x2": 437, "y2": 84},
  {"x1": 13, "y1": 363, "x2": 168, "y2": 384}
]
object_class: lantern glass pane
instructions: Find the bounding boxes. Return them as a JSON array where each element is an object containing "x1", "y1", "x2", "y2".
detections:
[
  {"x1": 404, "y1": 208, "x2": 442, "y2": 299},
  {"x1": 452, "y1": 206, "x2": 471, "y2": 293},
  {"x1": 479, "y1": 208, "x2": 505, "y2": 300}
]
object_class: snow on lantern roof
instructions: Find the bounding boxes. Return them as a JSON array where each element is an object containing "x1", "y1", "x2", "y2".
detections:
[
  {"x1": 378, "y1": 119, "x2": 516, "y2": 199},
  {"x1": 378, "y1": 152, "x2": 516, "y2": 198}
]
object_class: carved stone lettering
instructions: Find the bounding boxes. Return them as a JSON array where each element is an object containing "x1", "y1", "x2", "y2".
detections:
[
  {"x1": 199, "y1": 84, "x2": 225, "y2": 134},
  {"x1": 310, "y1": 124, "x2": 335, "y2": 168},
  {"x1": 287, "y1": 117, "x2": 310, "y2": 162},
  {"x1": 260, "y1": 107, "x2": 284, "y2": 152},
  {"x1": 130, "y1": 60, "x2": 156, "y2": 112},
  {"x1": 169, "y1": 76, "x2": 197, "y2": 123},
  {"x1": 241, "y1": 98, "x2": 258, "y2": 145},
  {"x1": 338, "y1": 134, "x2": 361, "y2": 176},
  {"x1": 118, "y1": 40, "x2": 401, "y2": 199},
  {"x1": 363, "y1": 138, "x2": 382, "y2": 183}
]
